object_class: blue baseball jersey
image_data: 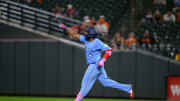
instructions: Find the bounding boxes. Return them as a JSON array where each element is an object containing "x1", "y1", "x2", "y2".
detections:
[{"x1": 80, "y1": 35, "x2": 110, "y2": 64}]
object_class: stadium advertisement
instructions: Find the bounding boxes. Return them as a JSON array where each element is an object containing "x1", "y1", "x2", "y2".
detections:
[{"x1": 167, "y1": 76, "x2": 180, "y2": 100}]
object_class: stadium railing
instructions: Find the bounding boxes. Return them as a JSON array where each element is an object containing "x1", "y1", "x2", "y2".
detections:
[{"x1": 0, "y1": 0, "x2": 81, "y2": 38}]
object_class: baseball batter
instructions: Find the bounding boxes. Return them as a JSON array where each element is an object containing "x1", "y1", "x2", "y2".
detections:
[{"x1": 59, "y1": 22, "x2": 134, "y2": 101}]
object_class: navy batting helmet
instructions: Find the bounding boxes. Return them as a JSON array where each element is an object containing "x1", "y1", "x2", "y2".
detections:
[{"x1": 85, "y1": 27, "x2": 97, "y2": 40}]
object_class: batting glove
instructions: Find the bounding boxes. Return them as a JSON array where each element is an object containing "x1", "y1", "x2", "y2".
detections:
[
  {"x1": 98, "y1": 58, "x2": 106, "y2": 67},
  {"x1": 58, "y1": 22, "x2": 66, "y2": 29},
  {"x1": 98, "y1": 48, "x2": 112, "y2": 67}
]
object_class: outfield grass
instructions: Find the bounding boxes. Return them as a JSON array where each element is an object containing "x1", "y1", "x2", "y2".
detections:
[{"x1": 0, "y1": 96, "x2": 165, "y2": 101}]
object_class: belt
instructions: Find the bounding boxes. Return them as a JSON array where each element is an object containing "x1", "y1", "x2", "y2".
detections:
[{"x1": 87, "y1": 62, "x2": 96, "y2": 66}]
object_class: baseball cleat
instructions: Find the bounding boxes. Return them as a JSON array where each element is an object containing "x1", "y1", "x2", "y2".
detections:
[{"x1": 129, "y1": 89, "x2": 134, "y2": 99}]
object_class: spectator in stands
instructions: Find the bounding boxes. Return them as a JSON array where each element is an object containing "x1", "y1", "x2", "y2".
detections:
[
  {"x1": 95, "y1": 17, "x2": 108, "y2": 37},
  {"x1": 37, "y1": 0, "x2": 42, "y2": 4},
  {"x1": 111, "y1": 32, "x2": 124, "y2": 50},
  {"x1": 53, "y1": 5, "x2": 64, "y2": 16},
  {"x1": 176, "y1": 9, "x2": 180, "y2": 22},
  {"x1": 80, "y1": 16, "x2": 93, "y2": 34},
  {"x1": 71, "y1": 23, "x2": 83, "y2": 34},
  {"x1": 175, "y1": 49, "x2": 180, "y2": 61},
  {"x1": 144, "y1": 9, "x2": 153, "y2": 23},
  {"x1": 82, "y1": 19, "x2": 92, "y2": 33},
  {"x1": 174, "y1": 0, "x2": 180, "y2": 7},
  {"x1": 173, "y1": 4, "x2": 180, "y2": 22},
  {"x1": 90, "y1": 17, "x2": 96, "y2": 26},
  {"x1": 153, "y1": 0, "x2": 166, "y2": 5},
  {"x1": 151, "y1": 35, "x2": 160, "y2": 45},
  {"x1": 153, "y1": 10, "x2": 163, "y2": 22},
  {"x1": 125, "y1": 32, "x2": 137, "y2": 48},
  {"x1": 66, "y1": 4, "x2": 77, "y2": 18},
  {"x1": 175, "y1": 53, "x2": 180, "y2": 61},
  {"x1": 83, "y1": 16, "x2": 90, "y2": 21},
  {"x1": 70, "y1": 19, "x2": 92, "y2": 40},
  {"x1": 98, "y1": 15, "x2": 110, "y2": 29},
  {"x1": 153, "y1": 0, "x2": 166, "y2": 9},
  {"x1": 140, "y1": 30, "x2": 151, "y2": 49},
  {"x1": 163, "y1": 10, "x2": 176, "y2": 22}
]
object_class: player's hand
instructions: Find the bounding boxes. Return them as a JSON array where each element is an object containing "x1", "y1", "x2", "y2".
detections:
[
  {"x1": 98, "y1": 58, "x2": 106, "y2": 67},
  {"x1": 58, "y1": 22, "x2": 66, "y2": 29}
]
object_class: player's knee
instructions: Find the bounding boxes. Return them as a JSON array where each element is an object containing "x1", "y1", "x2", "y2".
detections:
[
  {"x1": 100, "y1": 82, "x2": 109, "y2": 87},
  {"x1": 102, "y1": 83, "x2": 108, "y2": 87},
  {"x1": 99, "y1": 78, "x2": 109, "y2": 87}
]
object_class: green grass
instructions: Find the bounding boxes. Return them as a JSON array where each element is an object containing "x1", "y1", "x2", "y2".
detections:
[{"x1": 0, "y1": 96, "x2": 165, "y2": 101}]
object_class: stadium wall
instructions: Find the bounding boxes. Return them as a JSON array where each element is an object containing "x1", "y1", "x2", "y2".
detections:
[{"x1": 0, "y1": 40, "x2": 180, "y2": 100}]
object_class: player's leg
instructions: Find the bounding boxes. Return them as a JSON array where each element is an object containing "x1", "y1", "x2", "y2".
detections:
[
  {"x1": 98, "y1": 65, "x2": 132, "y2": 93},
  {"x1": 75, "y1": 63, "x2": 100, "y2": 101}
]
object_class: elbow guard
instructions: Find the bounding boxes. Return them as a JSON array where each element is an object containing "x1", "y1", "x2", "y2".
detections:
[{"x1": 103, "y1": 48, "x2": 112, "y2": 59}]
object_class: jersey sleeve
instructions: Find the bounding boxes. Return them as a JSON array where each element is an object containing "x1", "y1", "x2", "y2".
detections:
[
  {"x1": 79, "y1": 35, "x2": 86, "y2": 43},
  {"x1": 98, "y1": 40, "x2": 110, "y2": 51}
]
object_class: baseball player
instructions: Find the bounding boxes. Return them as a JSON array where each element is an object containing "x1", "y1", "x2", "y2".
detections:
[{"x1": 59, "y1": 22, "x2": 134, "y2": 101}]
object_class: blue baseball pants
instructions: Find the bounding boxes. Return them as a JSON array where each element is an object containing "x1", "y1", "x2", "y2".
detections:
[{"x1": 79, "y1": 62, "x2": 132, "y2": 97}]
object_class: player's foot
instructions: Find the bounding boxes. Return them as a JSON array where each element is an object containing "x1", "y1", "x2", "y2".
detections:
[
  {"x1": 75, "y1": 93, "x2": 83, "y2": 101},
  {"x1": 129, "y1": 89, "x2": 134, "y2": 99},
  {"x1": 75, "y1": 97, "x2": 82, "y2": 101},
  {"x1": 129, "y1": 85, "x2": 134, "y2": 99}
]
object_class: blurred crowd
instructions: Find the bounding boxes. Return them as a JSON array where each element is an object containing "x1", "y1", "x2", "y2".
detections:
[
  {"x1": 69, "y1": 15, "x2": 110, "y2": 40},
  {"x1": 52, "y1": 4, "x2": 110, "y2": 36},
  {"x1": 111, "y1": 30, "x2": 160, "y2": 50},
  {"x1": 52, "y1": 3, "x2": 160, "y2": 51},
  {"x1": 11, "y1": 0, "x2": 180, "y2": 61},
  {"x1": 64, "y1": 0, "x2": 180, "y2": 61},
  {"x1": 136, "y1": 0, "x2": 180, "y2": 61},
  {"x1": 53, "y1": 4, "x2": 78, "y2": 18},
  {"x1": 138, "y1": 0, "x2": 180, "y2": 24},
  {"x1": 53, "y1": 3, "x2": 111, "y2": 41},
  {"x1": 20, "y1": 1, "x2": 141, "y2": 50},
  {"x1": 69, "y1": 14, "x2": 155, "y2": 51}
]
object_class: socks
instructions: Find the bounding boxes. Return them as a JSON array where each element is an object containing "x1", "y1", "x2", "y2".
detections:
[
  {"x1": 129, "y1": 89, "x2": 132, "y2": 93},
  {"x1": 75, "y1": 93, "x2": 83, "y2": 101}
]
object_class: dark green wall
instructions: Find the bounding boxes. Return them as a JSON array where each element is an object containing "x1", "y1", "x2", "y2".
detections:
[
  {"x1": 0, "y1": 40, "x2": 180, "y2": 99},
  {"x1": 29, "y1": 41, "x2": 44, "y2": 95},
  {"x1": 0, "y1": 41, "x2": 16, "y2": 94}
]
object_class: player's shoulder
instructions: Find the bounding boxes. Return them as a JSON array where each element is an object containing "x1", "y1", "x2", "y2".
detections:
[
  {"x1": 94, "y1": 38, "x2": 105, "y2": 47},
  {"x1": 95, "y1": 38, "x2": 103, "y2": 43}
]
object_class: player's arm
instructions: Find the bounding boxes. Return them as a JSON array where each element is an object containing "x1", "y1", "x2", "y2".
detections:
[
  {"x1": 98, "y1": 47, "x2": 112, "y2": 67},
  {"x1": 66, "y1": 27, "x2": 80, "y2": 39},
  {"x1": 59, "y1": 22, "x2": 80, "y2": 40}
]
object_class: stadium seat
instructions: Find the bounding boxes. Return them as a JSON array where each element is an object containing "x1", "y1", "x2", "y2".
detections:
[
  {"x1": 12, "y1": 0, "x2": 130, "y2": 37},
  {"x1": 136, "y1": 21, "x2": 180, "y2": 59}
]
